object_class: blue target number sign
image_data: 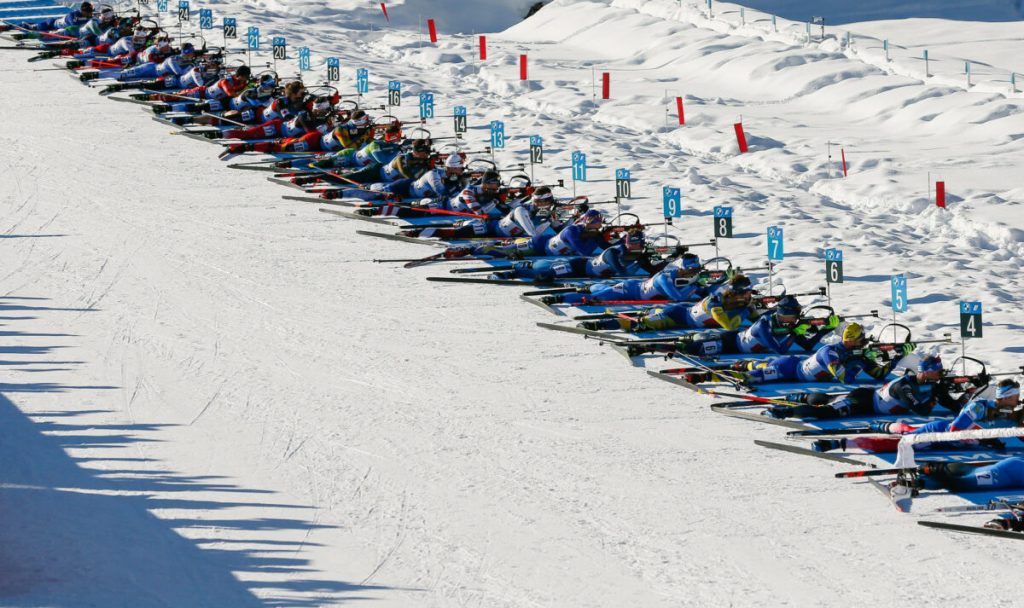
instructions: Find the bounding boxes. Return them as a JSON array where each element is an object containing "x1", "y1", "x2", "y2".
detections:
[
  {"x1": 663, "y1": 187, "x2": 682, "y2": 221},
  {"x1": 419, "y1": 92, "x2": 435, "y2": 119},
  {"x1": 356, "y1": 68, "x2": 369, "y2": 94},
  {"x1": 571, "y1": 151, "x2": 587, "y2": 182},
  {"x1": 490, "y1": 120, "x2": 505, "y2": 149},
  {"x1": 767, "y1": 226, "x2": 784, "y2": 261},
  {"x1": 891, "y1": 274, "x2": 909, "y2": 313},
  {"x1": 247, "y1": 26, "x2": 260, "y2": 51}
]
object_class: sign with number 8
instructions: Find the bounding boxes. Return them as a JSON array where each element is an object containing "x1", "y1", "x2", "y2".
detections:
[{"x1": 713, "y1": 206, "x2": 733, "y2": 238}]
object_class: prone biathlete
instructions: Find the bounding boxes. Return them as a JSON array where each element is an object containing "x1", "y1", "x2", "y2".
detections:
[
  {"x1": 540, "y1": 253, "x2": 710, "y2": 306},
  {"x1": 623, "y1": 295, "x2": 839, "y2": 358},
  {"x1": 332, "y1": 152, "x2": 466, "y2": 204},
  {"x1": 812, "y1": 379, "x2": 1019, "y2": 453},
  {"x1": 704, "y1": 321, "x2": 908, "y2": 386},
  {"x1": 579, "y1": 274, "x2": 758, "y2": 332},
  {"x1": 764, "y1": 355, "x2": 965, "y2": 420}
]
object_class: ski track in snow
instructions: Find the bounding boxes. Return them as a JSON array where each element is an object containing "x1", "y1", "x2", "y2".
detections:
[{"x1": 1, "y1": 0, "x2": 1023, "y2": 606}]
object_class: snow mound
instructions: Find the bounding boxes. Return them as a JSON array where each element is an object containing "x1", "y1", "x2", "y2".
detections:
[{"x1": 733, "y1": 0, "x2": 1024, "y2": 24}]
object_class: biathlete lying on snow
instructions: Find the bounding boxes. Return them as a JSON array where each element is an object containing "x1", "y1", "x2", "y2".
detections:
[
  {"x1": 538, "y1": 252, "x2": 717, "y2": 306},
  {"x1": 578, "y1": 273, "x2": 759, "y2": 332},
  {"x1": 681, "y1": 321, "x2": 908, "y2": 386},
  {"x1": 811, "y1": 379, "x2": 1019, "y2": 453},
  {"x1": 622, "y1": 295, "x2": 840, "y2": 357},
  {"x1": 328, "y1": 151, "x2": 468, "y2": 205},
  {"x1": 763, "y1": 354, "x2": 967, "y2": 419},
  {"x1": 398, "y1": 184, "x2": 567, "y2": 239},
  {"x1": 222, "y1": 104, "x2": 374, "y2": 156},
  {"x1": 1, "y1": 1, "x2": 93, "y2": 34},
  {"x1": 448, "y1": 208, "x2": 612, "y2": 261},
  {"x1": 486, "y1": 231, "x2": 667, "y2": 284},
  {"x1": 896, "y1": 457, "x2": 1024, "y2": 506}
]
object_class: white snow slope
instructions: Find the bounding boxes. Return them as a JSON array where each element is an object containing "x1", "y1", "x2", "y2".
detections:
[{"x1": 2, "y1": 0, "x2": 1023, "y2": 606}]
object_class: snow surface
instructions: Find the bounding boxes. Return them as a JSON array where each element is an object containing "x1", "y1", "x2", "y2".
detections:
[{"x1": 2, "y1": 0, "x2": 1024, "y2": 606}]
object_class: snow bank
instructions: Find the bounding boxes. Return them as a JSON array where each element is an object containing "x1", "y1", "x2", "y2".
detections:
[{"x1": 732, "y1": 0, "x2": 1024, "y2": 24}]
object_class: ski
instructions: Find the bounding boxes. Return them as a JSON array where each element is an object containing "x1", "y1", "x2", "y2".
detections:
[
  {"x1": 520, "y1": 294, "x2": 565, "y2": 316},
  {"x1": 934, "y1": 496, "x2": 1024, "y2": 513},
  {"x1": 354, "y1": 230, "x2": 446, "y2": 246},
  {"x1": 318, "y1": 208, "x2": 399, "y2": 226},
  {"x1": 917, "y1": 520, "x2": 1024, "y2": 540},
  {"x1": 753, "y1": 440, "x2": 876, "y2": 467},
  {"x1": 535, "y1": 322, "x2": 608, "y2": 338},
  {"x1": 786, "y1": 427, "x2": 877, "y2": 437},
  {"x1": 283, "y1": 194, "x2": 330, "y2": 203},
  {"x1": 426, "y1": 277, "x2": 535, "y2": 286},
  {"x1": 835, "y1": 459, "x2": 1002, "y2": 479},
  {"x1": 709, "y1": 405, "x2": 814, "y2": 430},
  {"x1": 266, "y1": 176, "x2": 310, "y2": 190},
  {"x1": 229, "y1": 163, "x2": 282, "y2": 172}
]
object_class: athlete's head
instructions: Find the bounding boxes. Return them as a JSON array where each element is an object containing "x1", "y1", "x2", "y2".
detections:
[
  {"x1": 915, "y1": 355, "x2": 943, "y2": 383},
  {"x1": 996, "y1": 379, "x2": 1021, "y2": 411},
  {"x1": 254, "y1": 74, "x2": 277, "y2": 97},
  {"x1": 284, "y1": 80, "x2": 304, "y2": 101},
  {"x1": 773, "y1": 295, "x2": 801, "y2": 328},
  {"x1": 80, "y1": 2, "x2": 94, "y2": 17},
  {"x1": 575, "y1": 209, "x2": 604, "y2": 230},
  {"x1": 479, "y1": 170, "x2": 501, "y2": 195},
  {"x1": 722, "y1": 274, "x2": 752, "y2": 308},
  {"x1": 348, "y1": 109, "x2": 370, "y2": 131},
  {"x1": 99, "y1": 6, "x2": 115, "y2": 24},
  {"x1": 444, "y1": 153, "x2": 464, "y2": 176},
  {"x1": 530, "y1": 186, "x2": 554, "y2": 209},
  {"x1": 842, "y1": 322, "x2": 867, "y2": 349},
  {"x1": 179, "y1": 42, "x2": 196, "y2": 63},
  {"x1": 411, "y1": 139, "x2": 431, "y2": 158}
]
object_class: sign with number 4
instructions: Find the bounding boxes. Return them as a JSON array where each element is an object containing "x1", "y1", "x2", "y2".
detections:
[{"x1": 960, "y1": 301, "x2": 982, "y2": 338}]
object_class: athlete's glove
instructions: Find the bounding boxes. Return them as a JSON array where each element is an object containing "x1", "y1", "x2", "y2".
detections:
[
  {"x1": 898, "y1": 342, "x2": 916, "y2": 358},
  {"x1": 792, "y1": 323, "x2": 811, "y2": 337},
  {"x1": 694, "y1": 270, "x2": 712, "y2": 287},
  {"x1": 863, "y1": 346, "x2": 882, "y2": 361},
  {"x1": 824, "y1": 314, "x2": 841, "y2": 330}
]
